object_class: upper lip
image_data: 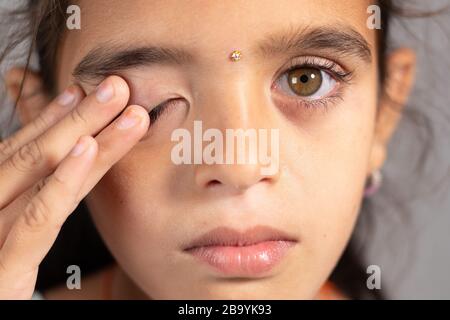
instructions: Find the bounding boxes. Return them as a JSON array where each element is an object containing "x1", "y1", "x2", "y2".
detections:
[{"x1": 183, "y1": 225, "x2": 298, "y2": 250}]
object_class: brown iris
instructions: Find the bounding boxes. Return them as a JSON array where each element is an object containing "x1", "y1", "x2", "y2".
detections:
[{"x1": 287, "y1": 67, "x2": 322, "y2": 96}]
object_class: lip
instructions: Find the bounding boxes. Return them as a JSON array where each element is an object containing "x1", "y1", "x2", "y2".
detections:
[{"x1": 183, "y1": 225, "x2": 298, "y2": 277}]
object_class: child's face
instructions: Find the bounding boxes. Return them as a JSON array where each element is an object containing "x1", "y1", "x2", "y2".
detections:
[{"x1": 56, "y1": 0, "x2": 379, "y2": 298}]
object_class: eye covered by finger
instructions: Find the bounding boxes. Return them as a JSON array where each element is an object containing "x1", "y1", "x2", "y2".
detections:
[
  {"x1": 0, "y1": 76, "x2": 132, "y2": 210},
  {"x1": 0, "y1": 74, "x2": 150, "y2": 299}
]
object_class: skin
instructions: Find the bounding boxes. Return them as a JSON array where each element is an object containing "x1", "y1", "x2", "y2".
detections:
[{"x1": 1, "y1": 0, "x2": 416, "y2": 299}]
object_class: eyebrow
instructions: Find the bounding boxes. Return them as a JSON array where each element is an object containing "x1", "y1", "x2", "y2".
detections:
[
  {"x1": 254, "y1": 24, "x2": 372, "y2": 62},
  {"x1": 73, "y1": 44, "x2": 195, "y2": 83},
  {"x1": 72, "y1": 24, "x2": 372, "y2": 83}
]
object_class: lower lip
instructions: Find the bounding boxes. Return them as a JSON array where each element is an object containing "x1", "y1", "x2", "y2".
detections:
[{"x1": 185, "y1": 240, "x2": 296, "y2": 277}]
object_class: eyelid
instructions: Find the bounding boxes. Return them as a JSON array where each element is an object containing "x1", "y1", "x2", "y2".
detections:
[
  {"x1": 275, "y1": 55, "x2": 354, "y2": 84},
  {"x1": 137, "y1": 90, "x2": 183, "y2": 113}
]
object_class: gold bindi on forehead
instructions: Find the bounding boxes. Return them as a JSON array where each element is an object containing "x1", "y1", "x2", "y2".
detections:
[{"x1": 229, "y1": 50, "x2": 242, "y2": 62}]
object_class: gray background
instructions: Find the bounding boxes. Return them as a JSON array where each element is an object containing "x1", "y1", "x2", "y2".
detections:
[{"x1": 0, "y1": 0, "x2": 449, "y2": 299}]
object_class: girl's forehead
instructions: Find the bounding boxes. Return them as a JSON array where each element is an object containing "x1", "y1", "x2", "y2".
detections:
[
  {"x1": 73, "y1": 0, "x2": 375, "y2": 42},
  {"x1": 63, "y1": 0, "x2": 377, "y2": 82}
]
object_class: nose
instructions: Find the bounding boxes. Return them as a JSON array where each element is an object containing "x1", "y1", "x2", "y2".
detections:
[
  {"x1": 195, "y1": 161, "x2": 276, "y2": 192},
  {"x1": 192, "y1": 73, "x2": 280, "y2": 194}
]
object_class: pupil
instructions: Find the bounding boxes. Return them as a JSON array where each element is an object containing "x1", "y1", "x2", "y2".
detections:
[{"x1": 287, "y1": 67, "x2": 322, "y2": 97}]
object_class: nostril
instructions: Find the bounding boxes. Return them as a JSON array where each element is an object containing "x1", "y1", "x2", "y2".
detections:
[
  {"x1": 206, "y1": 179, "x2": 222, "y2": 188},
  {"x1": 260, "y1": 177, "x2": 271, "y2": 183}
]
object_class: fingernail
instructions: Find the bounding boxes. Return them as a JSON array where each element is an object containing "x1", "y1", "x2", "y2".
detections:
[
  {"x1": 70, "y1": 137, "x2": 89, "y2": 157},
  {"x1": 57, "y1": 88, "x2": 75, "y2": 106},
  {"x1": 95, "y1": 79, "x2": 114, "y2": 103},
  {"x1": 116, "y1": 109, "x2": 142, "y2": 130}
]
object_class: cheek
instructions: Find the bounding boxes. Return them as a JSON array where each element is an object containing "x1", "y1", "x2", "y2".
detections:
[
  {"x1": 84, "y1": 147, "x2": 176, "y2": 264},
  {"x1": 281, "y1": 84, "x2": 377, "y2": 263}
]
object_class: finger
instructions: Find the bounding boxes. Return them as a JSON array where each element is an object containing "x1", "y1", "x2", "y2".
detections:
[
  {"x1": 0, "y1": 136, "x2": 97, "y2": 275},
  {"x1": 0, "y1": 105, "x2": 149, "y2": 235},
  {"x1": 0, "y1": 76, "x2": 130, "y2": 209},
  {"x1": 0, "y1": 85, "x2": 85, "y2": 163},
  {"x1": 77, "y1": 105, "x2": 150, "y2": 200}
]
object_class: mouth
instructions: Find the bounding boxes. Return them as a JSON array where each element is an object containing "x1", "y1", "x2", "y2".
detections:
[{"x1": 183, "y1": 225, "x2": 298, "y2": 277}]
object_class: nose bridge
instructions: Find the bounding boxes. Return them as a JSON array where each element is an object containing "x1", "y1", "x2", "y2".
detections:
[
  {"x1": 191, "y1": 69, "x2": 281, "y2": 193},
  {"x1": 194, "y1": 68, "x2": 265, "y2": 130}
]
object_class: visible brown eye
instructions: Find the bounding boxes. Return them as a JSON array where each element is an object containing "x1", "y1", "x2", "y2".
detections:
[
  {"x1": 274, "y1": 64, "x2": 337, "y2": 103},
  {"x1": 287, "y1": 67, "x2": 323, "y2": 96}
]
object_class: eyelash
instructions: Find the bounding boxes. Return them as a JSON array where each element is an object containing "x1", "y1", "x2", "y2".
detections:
[
  {"x1": 285, "y1": 56, "x2": 354, "y2": 82},
  {"x1": 273, "y1": 56, "x2": 354, "y2": 111},
  {"x1": 148, "y1": 98, "x2": 180, "y2": 124}
]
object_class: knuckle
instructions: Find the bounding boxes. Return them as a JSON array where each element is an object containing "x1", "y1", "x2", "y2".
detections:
[
  {"x1": 23, "y1": 193, "x2": 51, "y2": 229},
  {"x1": 32, "y1": 113, "x2": 51, "y2": 133},
  {"x1": 0, "y1": 138, "x2": 16, "y2": 161},
  {"x1": 21, "y1": 187, "x2": 35, "y2": 204},
  {"x1": 69, "y1": 107, "x2": 88, "y2": 125},
  {"x1": 33, "y1": 177, "x2": 49, "y2": 194},
  {"x1": 10, "y1": 139, "x2": 45, "y2": 172},
  {"x1": 27, "y1": 178, "x2": 48, "y2": 203}
]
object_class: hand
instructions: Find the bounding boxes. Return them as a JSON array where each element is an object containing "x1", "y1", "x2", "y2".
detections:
[{"x1": 0, "y1": 76, "x2": 150, "y2": 299}]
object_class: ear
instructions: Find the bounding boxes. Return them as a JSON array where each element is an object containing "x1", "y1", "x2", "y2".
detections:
[
  {"x1": 5, "y1": 67, "x2": 52, "y2": 126},
  {"x1": 368, "y1": 48, "x2": 417, "y2": 174}
]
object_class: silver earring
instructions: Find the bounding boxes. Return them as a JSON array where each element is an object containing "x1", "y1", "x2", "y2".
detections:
[{"x1": 364, "y1": 169, "x2": 383, "y2": 197}]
